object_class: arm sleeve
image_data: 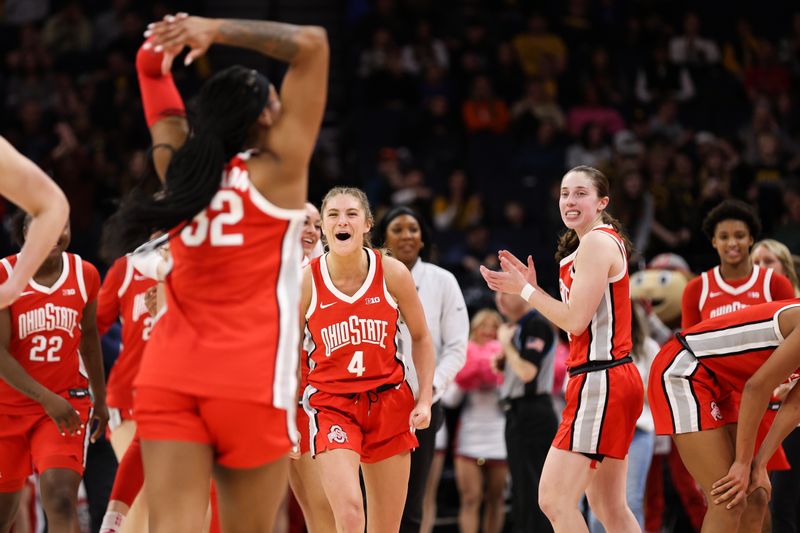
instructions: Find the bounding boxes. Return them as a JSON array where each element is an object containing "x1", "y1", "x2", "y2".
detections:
[
  {"x1": 136, "y1": 40, "x2": 186, "y2": 128},
  {"x1": 518, "y1": 318, "x2": 556, "y2": 367},
  {"x1": 95, "y1": 259, "x2": 123, "y2": 335},
  {"x1": 432, "y1": 271, "x2": 469, "y2": 394},
  {"x1": 681, "y1": 276, "x2": 702, "y2": 329},
  {"x1": 771, "y1": 273, "x2": 796, "y2": 301}
]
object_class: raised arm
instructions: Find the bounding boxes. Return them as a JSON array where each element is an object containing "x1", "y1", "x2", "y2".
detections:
[
  {"x1": 147, "y1": 16, "x2": 329, "y2": 175},
  {"x1": 0, "y1": 137, "x2": 69, "y2": 307}
]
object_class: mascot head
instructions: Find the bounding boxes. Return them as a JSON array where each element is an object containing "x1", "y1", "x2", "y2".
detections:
[{"x1": 630, "y1": 253, "x2": 692, "y2": 328}]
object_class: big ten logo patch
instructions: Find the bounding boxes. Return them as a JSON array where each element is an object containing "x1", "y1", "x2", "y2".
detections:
[{"x1": 327, "y1": 424, "x2": 348, "y2": 444}]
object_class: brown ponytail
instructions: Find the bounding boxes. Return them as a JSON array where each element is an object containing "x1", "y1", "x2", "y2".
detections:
[{"x1": 554, "y1": 165, "x2": 636, "y2": 262}]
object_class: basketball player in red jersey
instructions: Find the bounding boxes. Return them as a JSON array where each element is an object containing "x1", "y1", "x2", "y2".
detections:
[
  {"x1": 96, "y1": 255, "x2": 156, "y2": 533},
  {"x1": 289, "y1": 202, "x2": 336, "y2": 533},
  {"x1": 301, "y1": 187, "x2": 434, "y2": 533},
  {"x1": 648, "y1": 299, "x2": 800, "y2": 532},
  {"x1": 680, "y1": 200, "x2": 794, "y2": 531},
  {"x1": 105, "y1": 13, "x2": 329, "y2": 533},
  {"x1": 0, "y1": 212, "x2": 108, "y2": 533},
  {"x1": 0, "y1": 137, "x2": 69, "y2": 308},
  {"x1": 481, "y1": 166, "x2": 643, "y2": 533}
]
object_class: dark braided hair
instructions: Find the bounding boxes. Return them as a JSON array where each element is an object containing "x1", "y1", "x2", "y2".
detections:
[{"x1": 104, "y1": 66, "x2": 271, "y2": 258}]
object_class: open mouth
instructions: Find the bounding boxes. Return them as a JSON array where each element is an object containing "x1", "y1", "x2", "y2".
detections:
[{"x1": 335, "y1": 232, "x2": 351, "y2": 242}]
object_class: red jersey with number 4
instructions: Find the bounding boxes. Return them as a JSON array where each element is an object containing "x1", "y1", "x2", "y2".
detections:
[
  {"x1": 681, "y1": 265, "x2": 795, "y2": 329},
  {"x1": 558, "y1": 225, "x2": 632, "y2": 368},
  {"x1": 305, "y1": 249, "x2": 405, "y2": 394},
  {"x1": 0, "y1": 253, "x2": 100, "y2": 414},
  {"x1": 96, "y1": 256, "x2": 156, "y2": 411},
  {"x1": 136, "y1": 151, "x2": 305, "y2": 409}
]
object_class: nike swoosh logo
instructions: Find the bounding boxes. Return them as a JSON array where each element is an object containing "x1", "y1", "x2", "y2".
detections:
[
  {"x1": 19, "y1": 291, "x2": 37, "y2": 297},
  {"x1": 709, "y1": 291, "x2": 722, "y2": 298},
  {"x1": 134, "y1": 275, "x2": 148, "y2": 281},
  {"x1": 320, "y1": 302, "x2": 337, "y2": 309}
]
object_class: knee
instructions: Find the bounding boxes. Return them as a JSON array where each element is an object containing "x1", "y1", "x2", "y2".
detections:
[
  {"x1": 332, "y1": 498, "x2": 364, "y2": 531},
  {"x1": 747, "y1": 488, "x2": 769, "y2": 515},
  {"x1": 538, "y1": 485, "x2": 568, "y2": 522},
  {"x1": 458, "y1": 486, "x2": 482, "y2": 510},
  {"x1": 586, "y1": 493, "x2": 629, "y2": 527},
  {"x1": 41, "y1": 485, "x2": 76, "y2": 519}
]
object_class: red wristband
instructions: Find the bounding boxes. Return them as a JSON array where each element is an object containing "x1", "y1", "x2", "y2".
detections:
[{"x1": 136, "y1": 40, "x2": 186, "y2": 128}]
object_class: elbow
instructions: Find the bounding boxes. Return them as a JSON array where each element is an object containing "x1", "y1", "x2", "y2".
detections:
[
  {"x1": 743, "y1": 377, "x2": 770, "y2": 400},
  {"x1": 297, "y1": 26, "x2": 329, "y2": 54}
]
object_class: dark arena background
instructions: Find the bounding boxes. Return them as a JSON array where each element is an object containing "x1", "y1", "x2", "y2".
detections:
[{"x1": 1, "y1": 0, "x2": 800, "y2": 532}]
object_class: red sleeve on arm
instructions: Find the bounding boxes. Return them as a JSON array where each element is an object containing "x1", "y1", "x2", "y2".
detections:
[
  {"x1": 96, "y1": 259, "x2": 124, "y2": 335},
  {"x1": 136, "y1": 40, "x2": 186, "y2": 128},
  {"x1": 681, "y1": 276, "x2": 702, "y2": 329},
  {"x1": 771, "y1": 273, "x2": 796, "y2": 301}
]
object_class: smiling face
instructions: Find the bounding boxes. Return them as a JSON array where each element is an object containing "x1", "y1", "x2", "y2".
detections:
[
  {"x1": 322, "y1": 193, "x2": 372, "y2": 255},
  {"x1": 752, "y1": 244, "x2": 785, "y2": 276},
  {"x1": 301, "y1": 203, "x2": 321, "y2": 257},
  {"x1": 559, "y1": 170, "x2": 609, "y2": 233},
  {"x1": 384, "y1": 214, "x2": 423, "y2": 268},
  {"x1": 712, "y1": 219, "x2": 754, "y2": 269}
]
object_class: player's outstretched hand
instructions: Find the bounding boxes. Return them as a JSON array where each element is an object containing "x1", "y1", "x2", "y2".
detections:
[
  {"x1": 90, "y1": 401, "x2": 109, "y2": 443},
  {"x1": 480, "y1": 250, "x2": 538, "y2": 297},
  {"x1": 42, "y1": 393, "x2": 82, "y2": 437},
  {"x1": 409, "y1": 400, "x2": 431, "y2": 432},
  {"x1": 144, "y1": 13, "x2": 218, "y2": 73}
]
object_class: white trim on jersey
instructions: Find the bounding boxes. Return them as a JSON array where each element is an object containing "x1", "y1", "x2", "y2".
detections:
[
  {"x1": 559, "y1": 249, "x2": 578, "y2": 268},
  {"x1": 0, "y1": 258, "x2": 12, "y2": 278},
  {"x1": 684, "y1": 318, "x2": 781, "y2": 358},
  {"x1": 248, "y1": 185, "x2": 307, "y2": 221},
  {"x1": 663, "y1": 349, "x2": 700, "y2": 433},
  {"x1": 117, "y1": 256, "x2": 134, "y2": 299},
  {"x1": 713, "y1": 265, "x2": 760, "y2": 296},
  {"x1": 764, "y1": 268, "x2": 774, "y2": 302},
  {"x1": 320, "y1": 248, "x2": 377, "y2": 304},
  {"x1": 699, "y1": 272, "x2": 709, "y2": 311},
  {"x1": 571, "y1": 370, "x2": 608, "y2": 453},
  {"x1": 272, "y1": 216, "x2": 304, "y2": 411},
  {"x1": 593, "y1": 229, "x2": 628, "y2": 283},
  {"x1": 382, "y1": 278, "x2": 398, "y2": 309},
  {"x1": 306, "y1": 268, "x2": 318, "y2": 320},
  {"x1": 75, "y1": 254, "x2": 88, "y2": 303},
  {"x1": 28, "y1": 252, "x2": 70, "y2": 294},
  {"x1": 588, "y1": 286, "x2": 614, "y2": 362}
]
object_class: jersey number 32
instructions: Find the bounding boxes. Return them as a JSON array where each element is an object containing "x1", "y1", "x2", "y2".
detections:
[{"x1": 181, "y1": 190, "x2": 244, "y2": 247}]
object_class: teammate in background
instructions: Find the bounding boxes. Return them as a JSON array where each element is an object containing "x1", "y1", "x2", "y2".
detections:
[
  {"x1": 750, "y1": 239, "x2": 800, "y2": 531},
  {"x1": 648, "y1": 299, "x2": 800, "y2": 532},
  {"x1": 106, "y1": 13, "x2": 328, "y2": 532},
  {"x1": 289, "y1": 201, "x2": 336, "y2": 533},
  {"x1": 0, "y1": 137, "x2": 70, "y2": 308},
  {"x1": 0, "y1": 212, "x2": 108, "y2": 533},
  {"x1": 481, "y1": 165, "x2": 643, "y2": 533},
  {"x1": 680, "y1": 200, "x2": 795, "y2": 531},
  {"x1": 301, "y1": 187, "x2": 434, "y2": 533},
  {"x1": 682, "y1": 200, "x2": 794, "y2": 329},
  {"x1": 96, "y1": 254, "x2": 156, "y2": 533},
  {"x1": 375, "y1": 205, "x2": 469, "y2": 533}
]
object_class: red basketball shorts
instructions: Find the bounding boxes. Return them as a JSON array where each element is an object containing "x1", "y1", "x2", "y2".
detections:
[
  {"x1": 135, "y1": 386, "x2": 291, "y2": 468},
  {"x1": 304, "y1": 383, "x2": 418, "y2": 463},
  {"x1": 0, "y1": 398, "x2": 92, "y2": 492},
  {"x1": 554, "y1": 360, "x2": 643, "y2": 460}
]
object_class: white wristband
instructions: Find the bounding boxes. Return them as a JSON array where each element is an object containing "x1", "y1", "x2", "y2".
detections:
[{"x1": 520, "y1": 283, "x2": 535, "y2": 301}]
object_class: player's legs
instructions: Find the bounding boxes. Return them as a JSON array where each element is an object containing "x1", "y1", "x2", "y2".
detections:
[
  {"x1": 483, "y1": 463, "x2": 508, "y2": 533},
  {"x1": 289, "y1": 453, "x2": 336, "y2": 533},
  {"x1": 102, "y1": 434, "x2": 148, "y2": 533},
  {"x1": 420, "y1": 452, "x2": 445, "y2": 533},
  {"x1": 0, "y1": 490, "x2": 22, "y2": 533},
  {"x1": 538, "y1": 447, "x2": 597, "y2": 533},
  {"x1": 315, "y1": 448, "x2": 364, "y2": 533},
  {"x1": 38, "y1": 468, "x2": 81, "y2": 533},
  {"x1": 361, "y1": 451, "x2": 411, "y2": 533},
  {"x1": 141, "y1": 439, "x2": 213, "y2": 533},
  {"x1": 110, "y1": 419, "x2": 137, "y2": 460},
  {"x1": 454, "y1": 457, "x2": 483, "y2": 533},
  {"x1": 212, "y1": 457, "x2": 289, "y2": 533},
  {"x1": 673, "y1": 426, "x2": 745, "y2": 532},
  {"x1": 584, "y1": 456, "x2": 639, "y2": 533},
  {"x1": 723, "y1": 423, "x2": 768, "y2": 533}
]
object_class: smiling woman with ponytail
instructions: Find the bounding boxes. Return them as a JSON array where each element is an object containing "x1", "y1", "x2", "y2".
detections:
[{"x1": 102, "y1": 14, "x2": 329, "y2": 533}]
